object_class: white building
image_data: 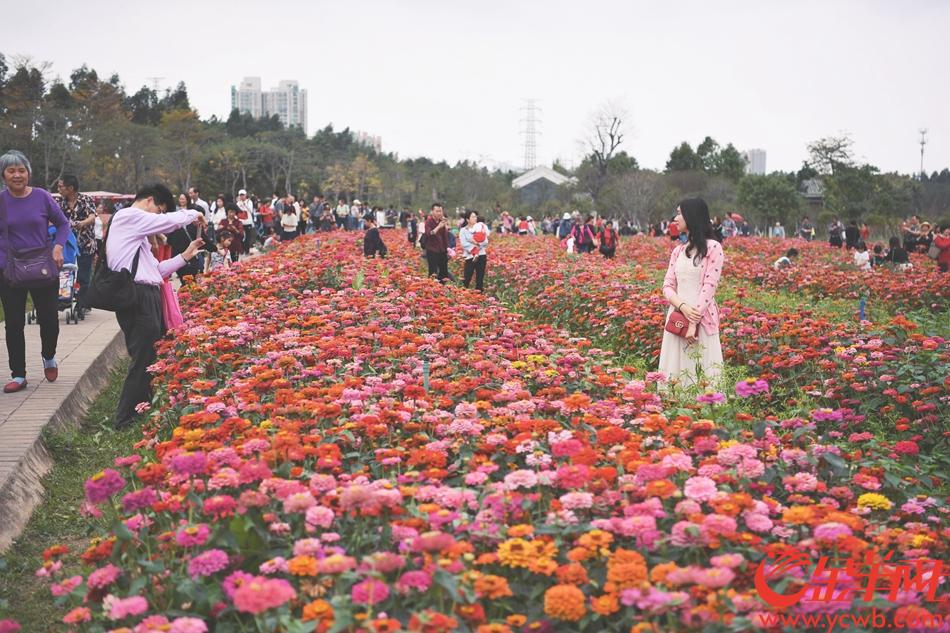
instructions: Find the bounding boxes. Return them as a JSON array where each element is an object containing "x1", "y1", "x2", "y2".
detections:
[
  {"x1": 230, "y1": 77, "x2": 263, "y2": 119},
  {"x1": 352, "y1": 130, "x2": 382, "y2": 152},
  {"x1": 743, "y1": 149, "x2": 767, "y2": 175},
  {"x1": 230, "y1": 77, "x2": 308, "y2": 132}
]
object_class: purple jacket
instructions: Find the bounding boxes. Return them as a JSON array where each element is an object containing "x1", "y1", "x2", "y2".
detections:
[{"x1": 0, "y1": 188, "x2": 70, "y2": 270}]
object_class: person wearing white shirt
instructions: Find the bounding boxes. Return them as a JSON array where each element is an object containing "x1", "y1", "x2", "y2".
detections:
[
  {"x1": 459, "y1": 210, "x2": 489, "y2": 291},
  {"x1": 853, "y1": 242, "x2": 871, "y2": 271},
  {"x1": 106, "y1": 183, "x2": 205, "y2": 429},
  {"x1": 236, "y1": 189, "x2": 256, "y2": 253}
]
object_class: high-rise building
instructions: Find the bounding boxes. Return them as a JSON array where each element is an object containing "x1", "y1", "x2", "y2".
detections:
[
  {"x1": 351, "y1": 130, "x2": 382, "y2": 153},
  {"x1": 231, "y1": 77, "x2": 263, "y2": 119},
  {"x1": 230, "y1": 77, "x2": 308, "y2": 133},
  {"x1": 743, "y1": 149, "x2": 767, "y2": 175}
]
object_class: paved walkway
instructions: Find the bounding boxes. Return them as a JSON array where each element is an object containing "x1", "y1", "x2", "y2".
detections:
[{"x1": 0, "y1": 309, "x2": 124, "y2": 551}]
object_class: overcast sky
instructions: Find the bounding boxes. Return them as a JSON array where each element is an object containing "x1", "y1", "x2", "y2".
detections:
[{"x1": 6, "y1": 0, "x2": 948, "y2": 174}]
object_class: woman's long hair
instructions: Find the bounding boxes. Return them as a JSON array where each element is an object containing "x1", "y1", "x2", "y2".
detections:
[{"x1": 679, "y1": 198, "x2": 717, "y2": 264}]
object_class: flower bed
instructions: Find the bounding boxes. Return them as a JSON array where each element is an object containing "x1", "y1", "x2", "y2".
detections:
[
  {"x1": 25, "y1": 235, "x2": 949, "y2": 633},
  {"x1": 482, "y1": 237, "x2": 950, "y2": 448}
]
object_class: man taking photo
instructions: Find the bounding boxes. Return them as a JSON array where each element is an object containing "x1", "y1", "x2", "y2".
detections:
[{"x1": 106, "y1": 183, "x2": 206, "y2": 429}]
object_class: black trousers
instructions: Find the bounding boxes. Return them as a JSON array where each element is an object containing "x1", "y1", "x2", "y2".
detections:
[
  {"x1": 426, "y1": 250, "x2": 449, "y2": 282},
  {"x1": 0, "y1": 277, "x2": 58, "y2": 378},
  {"x1": 115, "y1": 284, "x2": 164, "y2": 427},
  {"x1": 463, "y1": 255, "x2": 487, "y2": 290},
  {"x1": 76, "y1": 253, "x2": 93, "y2": 309}
]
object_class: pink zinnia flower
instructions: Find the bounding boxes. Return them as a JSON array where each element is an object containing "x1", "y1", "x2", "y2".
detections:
[
  {"x1": 559, "y1": 491, "x2": 594, "y2": 510},
  {"x1": 104, "y1": 594, "x2": 148, "y2": 620},
  {"x1": 232, "y1": 577, "x2": 296, "y2": 614},
  {"x1": 693, "y1": 567, "x2": 735, "y2": 588},
  {"x1": 813, "y1": 522, "x2": 854, "y2": 542},
  {"x1": 351, "y1": 578, "x2": 390, "y2": 605},
  {"x1": 305, "y1": 506, "x2": 334, "y2": 529},
  {"x1": 169, "y1": 617, "x2": 208, "y2": 633},
  {"x1": 683, "y1": 476, "x2": 717, "y2": 502},
  {"x1": 84, "y1": 469, "x2": 126, "y2": 504},
  {"x1": 735, "y1": 378, "x2": 769, "y2": 397},
  {"x1": 169, "y1": 451, "x2": 208, "y2": 476},
  {"x1": 188, "y1": 549, "x2": 229, "y2": 579},
  {"x1": 503, "y1": 469, "x2": 537, "y2": 490},
  {"x1": 121, "y1": 487, "x2": 157, "y2": 513},
  {"x1": 176, "y1": 524, "x2": 212, "y2": 547},
  {"x1": 283, "y1": 491, "x2": 316, "y2": 513},
  {"x1": 222, "y1": 570, "x2": 255, "y2": 599},
  {"x1": 395, "y1": 570, "x2": 432, "y2": 593},
  {"x1": 50, "y1": 575, "x2": 83, "y2": 597},
  {"x1": 696, "y1": 391, "x2": 726, "y2": 404},
  {"x1": 88, "y1": 564, "x2": 121, "y2": 589}
]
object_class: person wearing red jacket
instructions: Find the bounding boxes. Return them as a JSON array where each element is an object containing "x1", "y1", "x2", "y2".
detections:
[
  {"x1": 934, "y1": 225, "x2": 950, "y2": 273},
  {"x1": 422, "y1": 203, "x2": 449, "y2": 282}
]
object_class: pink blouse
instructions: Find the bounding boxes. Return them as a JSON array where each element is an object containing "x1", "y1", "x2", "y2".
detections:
[{"x1": 662, "y1": 240, "x2": 724, "y2": 336}]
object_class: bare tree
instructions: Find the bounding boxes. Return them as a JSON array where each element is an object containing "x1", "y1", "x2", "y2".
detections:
[
  {"x1": 577, "y1": 100, "x2": 632, "y2": 204},
  {"x1": 586, "y1": 101, "x2": 628, "y2": 179},
  {"x1": 807, "y1": 135, "x2": 854, "y2": 176}
]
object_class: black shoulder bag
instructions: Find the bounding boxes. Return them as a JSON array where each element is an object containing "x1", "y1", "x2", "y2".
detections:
[{"x1": 85, "y1": 211, "x2": 141, "y2": 311}]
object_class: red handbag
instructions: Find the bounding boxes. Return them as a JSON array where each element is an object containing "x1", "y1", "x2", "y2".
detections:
[{"x1": 665, "y1": 311, "x2": 690, "y2": 338}]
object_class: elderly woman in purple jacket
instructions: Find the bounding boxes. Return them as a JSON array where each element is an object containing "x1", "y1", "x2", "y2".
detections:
[{"x1": 0, "y1": 150, "x2": 70, "y2": 393}]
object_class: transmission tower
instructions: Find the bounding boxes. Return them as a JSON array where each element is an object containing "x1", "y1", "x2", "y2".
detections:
[
  {"x1": 520, "y1": 99, "x2": 542, "y2": 171},
  {"x1": 146, "y1": 76, "x2": 165, "y2": 93},
  {"x1": 918, "y1": 129, "x2": 928, "y2": 179}
]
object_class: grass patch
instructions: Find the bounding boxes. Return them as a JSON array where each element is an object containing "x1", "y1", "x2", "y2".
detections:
[{"x1": 0, "y1": 359, "x2": 135, "y2": 631}]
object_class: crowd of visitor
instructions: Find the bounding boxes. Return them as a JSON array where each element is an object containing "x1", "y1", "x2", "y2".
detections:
[{"x1": 2, "y1": 144, "x2": 949, "y2": 426}]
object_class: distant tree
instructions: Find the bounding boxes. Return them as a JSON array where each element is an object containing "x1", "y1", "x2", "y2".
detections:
[
  {"x1": 807, "y1": 135, "x2": 854, "y2": 176},
  {"x1": 666, "y1": 142, "x2": 703, "y2": 172},
  {"x1": 579, "y1": 101, "x2": 629, "y2": 203},
  {"x1": 696, "y1": 136, "x2": 720, "y2": 171},
  {"x1": 126, "y1": 86, "x2": 161, "y2": 126},
  {"x1": 737, "y1": 174, "x2": 803, "y2": 228},
  {"x1": 709, "y1": 143, "x2": 747, "y2": 182}
]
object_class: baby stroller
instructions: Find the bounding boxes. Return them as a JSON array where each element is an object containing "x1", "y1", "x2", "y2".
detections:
[{"x1": 27, "y1": 264, "x2": 80, "y2": 325}]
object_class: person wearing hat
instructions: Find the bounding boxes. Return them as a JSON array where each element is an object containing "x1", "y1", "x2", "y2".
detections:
[
  {"x1": 236, "y1": 189, "x2": 256, "y2": 253},
  {"x1": 348, "y1": 199, "x2": 362, "y2": 231},
  {"x1": 917, "y1": 221, "x2": 934, "y2": 254},
  {"x1": 557, "y1": 212, "x2": 572, "y2": 239}
]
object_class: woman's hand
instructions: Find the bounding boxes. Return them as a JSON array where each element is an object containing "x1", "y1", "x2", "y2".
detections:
[
  {"x1": 52, "y1": 244, "x2": 64, "y2": 269},
  {"x1": 182, "y1": 238, "x2": 205, "y2": 261},
  {"x1": 685, "y1": 322, "x2": 698, "y2": 345},
  {"x1": 680, "y1": 302, "x2": 702, "y2": 323}
]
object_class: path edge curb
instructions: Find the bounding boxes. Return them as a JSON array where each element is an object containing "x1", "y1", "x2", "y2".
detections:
[{"x1": 0, "y1": 330, "x2": 126, "y2": 553}]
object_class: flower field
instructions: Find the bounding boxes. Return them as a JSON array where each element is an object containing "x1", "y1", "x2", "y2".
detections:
[{"x1": 15, "y1": 233, "x2": 950, "y2": 633}]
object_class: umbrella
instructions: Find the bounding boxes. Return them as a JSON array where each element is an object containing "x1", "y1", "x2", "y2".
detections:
[{"x1": 729, "y1": 212, "x2": 744, "y2": 222}]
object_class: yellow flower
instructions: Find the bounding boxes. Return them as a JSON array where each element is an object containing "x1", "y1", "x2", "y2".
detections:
[
  {"x1": 857, "y1": 493, "x2": 893, "y2": 511},
  {"x1": 497, "y1": 538, "x2": 533, "y2": 568}
]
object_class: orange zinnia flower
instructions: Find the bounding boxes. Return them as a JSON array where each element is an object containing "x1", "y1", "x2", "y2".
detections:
[{"x1": 543, "y1": 584, "x2": 587, "y2": 622}]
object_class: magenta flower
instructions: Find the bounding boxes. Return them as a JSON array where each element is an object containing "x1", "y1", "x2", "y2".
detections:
[
  {"x1": 169, "y1": 451, "x2": 208, "y2": 476},
  {"x1": 351, "y1": 578, "x2": 390, "y2": 605},
  {"x1": 176, "y1": 524, "x2": 212, "y2": 548},
  {"x1": 735, "y1": 378, "x2": 770, "y2": 397},
  {"x1": 187, "y1": 549, "x2": 230, "y2": 579},
  {"x1": 121, "y1": 487, "x2": 157, "y2": 513},
  {"x1": 396, "y1": 570, "x2": 433, "y2": 593},
  {"x1": 696, "y1": 391, "x2": 726, "y2": 404},
  {"x1": 84, "y1": 469, "x2": 126, "y2": 505}
]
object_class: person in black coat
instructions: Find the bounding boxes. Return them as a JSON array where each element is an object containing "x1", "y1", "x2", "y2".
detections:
[
  {"x1": 363, "y1": 216, "x2": 387, "y2": 258},
  {"x1": 845, "y1": 220, "x2": 860, "y2": 250}
]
